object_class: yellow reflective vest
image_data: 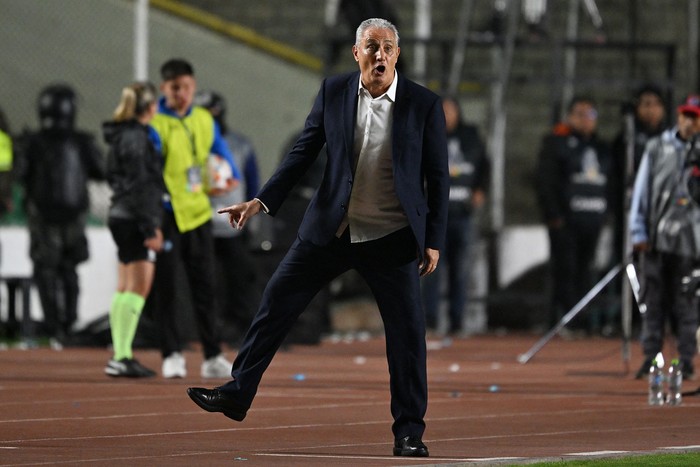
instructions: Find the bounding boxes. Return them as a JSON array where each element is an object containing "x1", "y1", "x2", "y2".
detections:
[
  {"x1": 0, "y1": 129, "x2": 12, "y2": 172},
  {"x1": 151, "y1": 106, "x2": 214, "y2": 233}
]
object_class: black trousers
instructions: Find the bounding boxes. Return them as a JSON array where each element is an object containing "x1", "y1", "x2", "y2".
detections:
[
  {"x1": 28, "y1": 212, "x2": 88, "y2": 338},
  {"x1": 547, "y1": 225, "x2": 601, "y2": 327},
  {"x1": 220, "y1": 226, "x2": 427, "y2": 439},
  {"x1": 640, "y1": 250, "x2": 698, "y2": 362},
  {"x1": 152, "y1": 211, "x2": 221, "y2": 359},
  {"x1": 212, "y1": 235, "x2": 262, "y2": 342}
]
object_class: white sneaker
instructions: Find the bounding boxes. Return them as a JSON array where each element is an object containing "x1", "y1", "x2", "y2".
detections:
[
  {"x1": 162, "y1": 352, "x2": 187, "y2": 378},
  {"x1": 201, "y1": 354, "x2": 232, "y2": 378}
]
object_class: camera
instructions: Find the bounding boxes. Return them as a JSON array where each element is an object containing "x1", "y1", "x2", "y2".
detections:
[
  {"x1": 686, "y1": 135, "x2": 700, "y2": 167},
  {"x1": 685, "y1": 135, "x2": 700, "y2": 205}
]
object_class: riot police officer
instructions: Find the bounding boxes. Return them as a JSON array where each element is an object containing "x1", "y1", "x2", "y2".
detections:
[{"x1": 15, "y1": 84, "x2": 105, "y2": 344}]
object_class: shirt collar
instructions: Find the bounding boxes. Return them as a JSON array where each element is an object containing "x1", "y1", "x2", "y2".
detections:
[{"x1": 357, "y1": 71, "x2": 398, "y2": 102}]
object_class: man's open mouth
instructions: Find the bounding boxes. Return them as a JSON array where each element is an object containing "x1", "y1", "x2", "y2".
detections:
[{"x1": 374, "y1": 65, "x2": 386, "y2": 74}]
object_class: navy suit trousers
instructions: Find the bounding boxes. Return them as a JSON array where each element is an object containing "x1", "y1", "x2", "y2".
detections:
[{"x1": 220, "y1": 226, "x2": 428, "y2": 439}]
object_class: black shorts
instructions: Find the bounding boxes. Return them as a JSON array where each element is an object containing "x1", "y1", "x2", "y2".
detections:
[{"x1": 108, "y1": 218, "x2": 155, "y2": 264}]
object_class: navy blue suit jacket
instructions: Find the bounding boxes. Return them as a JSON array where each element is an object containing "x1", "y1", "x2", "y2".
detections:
[{"x1": 257, "y1": 71, "x2": 449, "y2": 258}]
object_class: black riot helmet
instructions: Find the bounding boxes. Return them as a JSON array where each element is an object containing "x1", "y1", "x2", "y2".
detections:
[{"x1": 37, "y1": 84, "x2": 77, "y2": 131}]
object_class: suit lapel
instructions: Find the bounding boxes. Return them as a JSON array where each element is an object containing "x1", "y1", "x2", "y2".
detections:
[
  {"x1": 343, "y1": 73, "x2": 360, "y2": 173},
  {"x1": 392, "y1": 74, "x2": 409, "y2": 163}
]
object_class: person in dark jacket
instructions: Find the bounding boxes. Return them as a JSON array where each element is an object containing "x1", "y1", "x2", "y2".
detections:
[
  {"x1": 15, "y1": 84, "x2": 105, "y2": 345},
  {"x1": 606, "y1": 84, "x2": 667, "y2": 335},
  {"x1": 102, "y1": 82, "x2": 164, "y2": 377},
  {"x1": 610, "y1": 85, "x2": 668, "y2": 265},
  {"x1": 536, "y1": 96, "x2": 611, "y2": 331},
  {"x1": 195, "y1": 90, "x2": 262, "y2": 345},
  {"x1": 421, "y1": 96, "x2": 489, "y2": 336}
]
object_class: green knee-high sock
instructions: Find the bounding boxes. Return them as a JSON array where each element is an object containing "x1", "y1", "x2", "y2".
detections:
[
  {"x1": 109, "y1": 292, "x2": 146, "y2": 360},
  {"x1": 119, "y1": 292, "x2": 146, "y2": 360},
  {"x1": 109, "y1": 292, "x2": 127, "y2": 360}
]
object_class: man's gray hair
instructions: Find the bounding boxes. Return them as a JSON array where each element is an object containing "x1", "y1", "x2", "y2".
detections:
[{"x1": 355, "y1": 18, "x2": 400, "y2": 46}]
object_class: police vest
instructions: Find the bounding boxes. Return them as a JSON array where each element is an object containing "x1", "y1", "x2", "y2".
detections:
[
  {"x1": 446, "y1": 125, "x2": 486, "y2": 216},
  {"x1": 562, "y1": 137, "x2": 609, "y2": 230},
  {"x1": 24, "y1": 131, "x2": 94, "y2": 223},
  {"x1": 151, "y1": 107, "x2": 214, "y2": 233},
  {"x1": 446, "y1": 135, "x2": 477, "y2": 213}
]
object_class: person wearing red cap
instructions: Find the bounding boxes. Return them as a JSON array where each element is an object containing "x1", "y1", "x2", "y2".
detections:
[{"x1": 630, "y1": 94, "x2": 700, "y2": 380}]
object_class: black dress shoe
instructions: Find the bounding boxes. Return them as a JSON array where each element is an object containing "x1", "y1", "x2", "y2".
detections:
[
  {"x1": 187, "y1": 387, "x2": 248, "y2": 421},
  {"x1": 393, "y1": 436, "x2": 429, "y2": 457}
]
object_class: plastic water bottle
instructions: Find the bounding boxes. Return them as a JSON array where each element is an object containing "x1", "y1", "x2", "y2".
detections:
[
  {"x1": 666, "y1": 358, "x2": 683, "y2": 406},
  {"x1": 648, "y1": 353, "x2": 665, "y2": 406}
]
